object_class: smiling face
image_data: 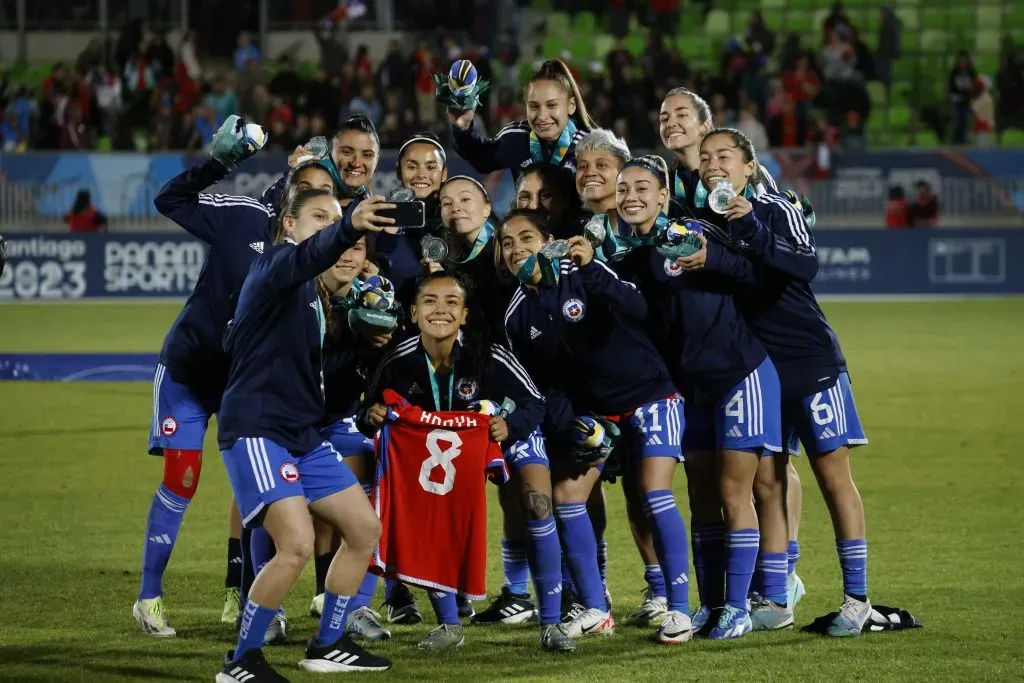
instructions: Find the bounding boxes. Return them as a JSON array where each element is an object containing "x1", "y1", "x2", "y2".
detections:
[
  {"x1": 525, "y1": 79, "x2": 575, "y2": 142},
  {"x1": 399, "y1": 142, "x2": 447, "y2": 198},
  {"x1": 699, "y1": 132, "x2": 756, "y2": 193},
  {"x1": 321, "y1": 236, "x2": 368, "y2": 291},
  {"x1": 615, "y1": 166, "x2": 668, "y2": 231},
  {"x1": 292, "y1": 165, "x2": 336, "y2": 194},
  {"x1": 283, "y1": 194, "x2": 343, "y2": 243},
  {"x1": 440, "y1": 179, "x2": 491, "y2": 238},
  {"x1": 411, "y1": 277, "x2": 468, "y2": 343},
  {"x1": 332, "y1": 129, "x2": 379, "y2": 191},
  {"x1": 659, "y1": 93, "x2": 710, "y2": 153},
  {"x1": 516, "y1": 171, "x2": 555, "y2": 214},
  {"x1": 500, "y1": 215, "x2": 551, "y2": 285},
  {"x1": 576, "y1": 149, "x2": 623, "y2": 208}
]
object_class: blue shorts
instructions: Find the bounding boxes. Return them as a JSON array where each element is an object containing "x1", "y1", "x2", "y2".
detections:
[
  {"x1": 623, "y1": 394, "x2": 684, "y2": 461},
  {"x1": 317, "y1": 417, "x2": 374, "y2": 459},
  {"x1": 504, "y1": 428, "x2": 549, "y2": 470},
  {"x1": 148, "y1": 363, "x2": 219, "y2": 455},
  {"x1": 683, "y1": 358, "x2": 783, "y2": 455},
  {"x1": 222, "y1": 437, "x2": 359, "y2": 527},
  {"x1": 783, "y1": 372, "x2": 868, "y2": 457}
]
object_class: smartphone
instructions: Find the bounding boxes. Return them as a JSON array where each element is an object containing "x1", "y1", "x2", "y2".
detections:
[{"x1": 378, "y1": 201, "x2": 425, "y2": 229}]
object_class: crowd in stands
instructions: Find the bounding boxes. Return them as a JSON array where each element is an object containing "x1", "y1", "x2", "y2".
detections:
[{"x1": 1, "y1": 1, "x2": 1023, "y2": 156}]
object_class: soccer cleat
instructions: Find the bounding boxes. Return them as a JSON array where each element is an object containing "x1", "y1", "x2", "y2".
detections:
[
  {"x1": 216, "y1": 648, "x2": 288, "y2": 683},
  {"x1": 788, "y1": 573, "x2": 806, "y2": 608},
  {"x1": 383, "y1": 583, "x2": 422, "y2": 625},
  {"x1": 133, "y1": 597, "x2": 176, "y2": 637},
  {"x1": 345, "y1": 606, "x2": 391, "y2": 642},
  {"x1": 623, "y1": 589, "x2": 668, "y2": 627},
  {"x1": 221, "y1": 587, "x2": 241, "y2": 625},
  {"x1": 563, "y1": 607, "x2": 615, "y2": 639},
  {"x1": 471, "y1": 587, "x2": 536, "y2": 625},
  {"x1": 559, "y1": 589, "x2": 586, "y2": 625},
  {"x1": 690, "y1": 604, "x2": 715, "y2": 635},
  {"x1": 309, "y1": 593, "x2": 324, "y2": 618},
  {"x1": 456, "y1": 593, "x2": 475, "y2": 619},
  {"x1": 656, "y1": 610, "x2": 693, "y2": 644},
  {"x1": 262, "y1": 609, "x2": 288, "y2": 646},
  {"x1": 604, "y1": 587, "x2": 613, "y2": 612},
  {"x1": 417, "y1": 623, "x2": 465, "y2": 650},
  {"x1": 708, "y1": 604, "x2": 753, "y2": 640},
  {"x1": 298, "y1": 634, "x2": 392, "y2": 672},
  {"x1": 749, "y1": 595, "x2": 795, "y2": 631},
  {"x1": 827, "y1": 595, "x2": 872, "y2": 637},
  {"x1": 540, "y1": 623, "x2": 576, "y2": 652}
]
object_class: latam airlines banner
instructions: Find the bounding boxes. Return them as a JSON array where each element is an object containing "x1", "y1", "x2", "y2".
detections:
[{"x1": 2, "y1": 229, "x2": 1023, "y2": 301}]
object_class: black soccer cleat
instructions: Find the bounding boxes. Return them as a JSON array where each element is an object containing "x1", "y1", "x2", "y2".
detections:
[
  {"x1": 298, "y1": 634, "x2": 392, "y2": 673},
  {"x1": 471, "y1": 586, "x2": 536, "y2": 625},
  {"x1": 560, "y1": 589, "x2": 586, "y2": 625},
  {"x1": 382, "y1": 582, "x2": 422, "y2": 625},
  {"x1": 216, "y1": 648, "x2": 289, "y2": 683},
  {"x1": 457, "y1": 592, "x2": 476, "y2": 619}
]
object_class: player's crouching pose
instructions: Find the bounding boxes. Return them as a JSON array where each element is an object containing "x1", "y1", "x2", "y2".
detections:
[
  {"x1": 361, "y1": 272, "x2": 574, "y2": 653},
  {"x1": 214, "y1": 188, "x2": 395, "y2": 683}
]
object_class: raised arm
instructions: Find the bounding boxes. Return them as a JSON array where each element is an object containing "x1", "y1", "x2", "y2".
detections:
[{"x1": 451, "y1": 121, "x2": 528, "y2": 174}]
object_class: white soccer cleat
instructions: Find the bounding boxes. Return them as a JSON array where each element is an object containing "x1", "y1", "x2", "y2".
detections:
[
  {"x1": 749, "y1": 595, "x2": 795, "y2": 631},
  {"x1": 624, "y1": 589, "x2": 668, "y2": 627},
  {"x1": 262, "y1": 609, "x2": 288, "y2": 645},
  {"x1": 346, "y1": 606, "x2": 391, "y2": 642},
  {"x1": 827, "y1": 594, "x2": 872, "y2": 637},
  {"x1": 656, "y1": 610, "x2": 693, "y2": 644},
  {"x1": 540, "y1": 623, "x2": 576, "y2": 652},
  {"x1": 563, "y1": 607, "x2": 615, "y2": 639},
  {"x1": 788, "y1": 572, "x2": 806, "y2": 607},
  {"x1": 133, "y1": 597, "x2": 176, "y2": 637},
  {"x1": 309, "y1": 592, "x2": 325, "y2": 618},
  {"x1": 417, "y1": 623, "x2": 465, "y2": 650}
]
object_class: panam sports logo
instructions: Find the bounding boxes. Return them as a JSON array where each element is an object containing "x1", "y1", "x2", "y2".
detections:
[{"x1": 104, "y1": 240, "x2": 206, "y2": 293}]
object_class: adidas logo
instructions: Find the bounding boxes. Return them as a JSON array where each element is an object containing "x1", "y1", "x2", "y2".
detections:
[
  {"x1": 500, "y1": 604, "x2": 528, "y2": 617},
  {"x1": 148, "y1": 534, "x2": 172, "y2": 544},
  {"x1": 230, "y1": 557, "x2": 243, "y2": 564},
  {"x1": 726, "y1": 425, "x2": 743, "y2": 438},
  {"x1": 819, "y1": 427, "x2": 837, "y2": 440},
  {"x1": 228, "y1": 666, "x2": 256, "y2": 682},
  {"x1": 310, "y1": 302, "x2": 318, "y2": 310},
  {"x1": 671, "y1": 573, "x2": 689, "y2": 586},
  {"x1": 530, "y1": 326, "x2": 542, "y2": 339},
  {"x1": 249, "y1": 241, "x2": 264, "y2": 254},
  {"x1": 322, "y1": 650, "x2": 361, "y2": 666},
  {"x1": 645, "y1": 434, "x2": 663, "y2": 446},
  {"x1": 409, "y1": 382, "x2": 423, "y2": 394}
]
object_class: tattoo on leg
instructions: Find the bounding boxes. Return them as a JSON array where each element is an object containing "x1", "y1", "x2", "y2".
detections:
[{"x1": 523, "y1": 482, "x2": 553, "y2": 520}]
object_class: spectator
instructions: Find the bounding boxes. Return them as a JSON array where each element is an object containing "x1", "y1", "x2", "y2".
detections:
[
  {"x1": 376, "y1": 40, "x2": 409, "y2": 107},
  {"x1": 268, "y1": 55, "x2": 303, "y2": 104},
  {"x1": 265, "y1": 96, "x2": 294, "y2": 131},
  {"x1": 948, "y1": 50, "x2": 978, "y2": 144},
  {"x1": 66, "y1": 190, "x2": 106, "y2": 232},
  {"x1": 347, "y1": 82, "x2": 384, "y2": 126},
  {"x1": 823, "y1": 1, "x2": 854, "y2": 43},
  {"x1": 180, "y1": 31, "x2": 203, "y2": 82},
  {"x1": 233, "y1": 32, "x2": 262, "y2": 71},
  {"x1": 908, "y1": 181, "x2": 939, "y2": 226},
  {"x1": 767, "y1": 90, "x2": 801, "y2": 148},
  {"x1": 807, "y1": 117, "x2": 839, "y2": 178},
  {"x1": 354, "y1": 44, "x2": 374, "y2": 83},
  {"x1": 169, "y1": 110, "x2": 194, "y2": 150},
  {"x1": 59, "y1": 103, "x2": 93, "y2": 150},
  {"x1": 43, "y1": 62, "x2": 68, "y2": 102},
  {"x1": 8, "y1": 86, "x2": 37, "y2": 142},
  {"x1": 292, "y1": 112, "x2": 311, "y2": 145},
  {"x1": 496, "y1": 30, "x2": 522, "y2": 90},
  {"x1": 876, "y1": 7, "x2": 901, "y2": 92},
  {"x1": 204, "y1": 75, "x2": 239, "y2": 127},
  {"x1": 306, "y1": 67, "x2": 340, "y2": 126},
  {"x1": 266, "y1": 116, "x2": 295, "y2": 153},
  {"x1": 884, "y1": 185, "x2": 910, "y2": 228},
  {"x1": 147, "y1": 30, "x2": 175, "y2": 81},
  {"x1": 709, "y1": 92, "x2": 735, "y2": 126},
  {"x1": 746, "y1": 11, "x2": 776, "y2": 57},
  {"x1": 972, "y1": 75, "x2": 995, "y2": 147},
  {"x1": 782, "y1": 54, "x2": 820, "y2": 142},
  {"x1": 742, "y1": 54, "x2": 772, "y2": 118},
  {"x1": 188, "y1": 105, "x2": 216, "y2": 151},
  {"x1": 494, "y1": 88, "x2": 520, "y2": 128},
  {"x1": 309, "y1": 112, "x2": 327, "y2": 138},
  {"x1": 997, "y1": 49, "x2": 1024, "y2": 136},
  {"x1": 243, "y1": 83, "x2": 272, "y2": 126},
  {"x1": 606, "y1": 36, "x2": 633, "y2": 88},
  {"x1": 411, "y1": 41, "x2": 438, "y2": 127},
  {"x1": 840, "y1": 110, "x2": 867, "y2": 151},
  {"x1": 849, "y1": 26, "x2": 874, "y2": 83},
  {"x1": 0, "y1": 110, "x2": 24, "y2": 152},
  {"x1": 736, "y1": 101, "x2": 769, "y2": 151}
]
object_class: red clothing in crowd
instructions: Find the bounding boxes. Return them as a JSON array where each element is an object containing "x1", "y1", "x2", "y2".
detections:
[
  {"x1": 67, "y1": 207, "x2": 106, "y2": 232},
  {"x1": 885, "y1": 198, "x2": 910, "y2": 228},
  {"x1": 782, "y1": 69, "x2": 820, "y2": 104}
]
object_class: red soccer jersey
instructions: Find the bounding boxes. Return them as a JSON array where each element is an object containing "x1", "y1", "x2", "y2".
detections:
[{"x1": 371, "y1": 390, "x2": 506, "y2": 599}]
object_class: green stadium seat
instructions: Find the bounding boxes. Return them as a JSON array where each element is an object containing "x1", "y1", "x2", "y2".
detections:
[
  {"x1": 921, "y1": 10, "x2": 947, "y2": 30},
  {"x1": 531, "y1": 0, "x2": 551, "y2": 11},
  {"x1": 570, "y1": 34, "x2": 594, "y2": 62},
  {"x1": 889, "y1": 105, "x2": 912, "y2": 129},
  {"x1": 895, "y1": 0, "x2": 920, "y2": 5},
  {"x1": 901, "y1": 30, "x2": 920, "y2": 51},
  {"x1": 705, "y1": 9, "x2": 732, "y2": 37},
  {"x1": 541, "y1": 34, "x2": 562, "y2": 60},
  {"x1": 895, "y1": 8, "x2": 919, "y2": 31},
  {"x1": 867, "y1": 81, "x2": 888, "y2": 107},
  {"x1": 785, "y1": 11, "x2": 813, "y2": 32},
  {"x1": 786, "y1": 0, "x2": 818, "y2": 9},
  {"x1": 1008, "y1": 5, "x2": 1024, "y2": 28},
  {"x1": 975, "y1": 53, "x2": 999, "y2": 77},
  {"x1": 1002, "y1": 130, "x2": 1024, "y2": 147},
  {"x1": 921, "y1": 29, "x2": 948, "y2": 52},
  {"x1": 680, "y1": 35, "x2": 712, "y2": 60},
  {"x1": 893, "y1": 60, "x2": 916, "y2": 82},
  {"x1": 949, "y1": 8, "x2": 976, "y2": 30},
  {"x1": 574, "y1": 11, "x2": 596, "y2": 34},
  {"x1": 812, "y1": 8, "x2": 830, "y2": 30},
  {"x1": 760, "y1": 0, "x2": 786, "y2": 8},
  {"x1": 975, "y1": 6, "x2": 1001, "y2": 31},
  {"x1": 96, "y1": 136, "x2": 112, "y2": 152},
  {"x1": 760, "y1": 8, "x2": 784, "y2": 29},
  {"x1": 624, "y1": 33, "x2": 645, "y2": 57},
  {"x1": 593, "y1": 34, "x2": 615, "y2": 61},
  {"x1": 914, "y1": 130, "x2": 941, "y2": 146},
  {"x1": 975, "y1": 29, "x2": 1001, "y2": 54}
]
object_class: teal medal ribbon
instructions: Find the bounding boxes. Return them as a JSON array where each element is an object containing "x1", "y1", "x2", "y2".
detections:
[
  {"x1": 598, "y1": 214, "x2": 669, "y2": 262},
  {"x1": 515, "y1": 252, "x2": 560, "y2": 287},
  {"x1": 314, "y1": 297, "x2": 327, "y2": 348},
  {"x1": 424, "y1": 350, "x2": 455, "y2": 411},
  {"x1": 452, "y1": 219, "x2": 495, "y2": 264},
  {"x1": 674, "y1": 169, "x2": 687, "y2": 202},
  {"x1": 529, "y1": 118, "x2": 577, "y2": 165}
]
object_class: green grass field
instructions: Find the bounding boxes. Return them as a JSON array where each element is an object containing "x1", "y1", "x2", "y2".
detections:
[{"x1": 2, "y1": 300, "x2": 1023, "y2": 682}]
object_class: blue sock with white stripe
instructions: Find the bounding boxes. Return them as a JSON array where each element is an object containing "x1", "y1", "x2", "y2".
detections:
[
  {"x1": 139, "y1": 484, "x2": 189, "y2": 599},
  {"x1": 644, "y1": 564, "x2": 666, "y2": 599},
  {"x1": 692, "y1": 523, "x2": 726, "y2": 608},
  {"x1": 525, "y1": 518, "x2": 562, "y2": 625},
  {"x1": 316, "y1": 591, "x2": 352, "y2": 646},
  {"x1": 235, "y1": 600, "x2": 277, "y2": 658},
  {"x1": 643, "y1": 490, "x2": 690, "y2": 614},
  {"x1": 560, "y1": 554, "x2": 576, "y2": 594},
  {"x1": 384, "y1": 578, "x2": 400, "y2": 601},
  {"x1": 758, "y1": 552, "x2": 789, "y2": 605},
  {"x1": 597, "y1": 538, "x2": 608, "y2": 586},
  {"x1": 554, "y1": 503, "x2": 607, "y2": 611},
  {"x1": 502, "y1": 539, "x2": 530, "y2": 595},
  {"x1": 429, "y1": 591, "x2": 460, "y2": 625},
  {"x1": 249, "y1": 527, "x2": 274, "y2": 576},
  {"x1": 837, "y1": 539, "x2": 868, "y2": 599},
  {"x1": 787, "y1": 540, "x2": 800, "y2": 576},
  {"x1": 348, "y1": 571, "x2": 379, "y2": 612},
  {"x1": 725, "y1": 529, "x2": 760, "y2": 611}
]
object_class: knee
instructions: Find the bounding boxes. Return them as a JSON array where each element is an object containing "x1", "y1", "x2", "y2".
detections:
[
  {"x1": 753, "y1": 468, "x2": 784, "y2": 507},
  {"x1": 276, "y1": 527, "x2": 315, "y2": 567},
  {"x1": 347, "y1": 513, "x2": 382, "y2": 553},
  {"x1": 521, "y1": 488, "x2": 554, "y2": 521},
  {"x1": 162, "y1": 449, "x2": 203, "y2": 499}
]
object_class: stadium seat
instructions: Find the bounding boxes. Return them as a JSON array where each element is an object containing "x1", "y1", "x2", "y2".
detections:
[
  {"x1": 570, "y1": 34, "x2": 594, "y2": 62},
  {"x1": 895, "y1": 8, "x2": 919, "y2": 31},
  {"x1": 1009, "y1": 5, "x2": 1024, "y2": 27},
  {"x1": 975, "y1": 6, "x2": 1001, "y2": 31},
  {"x1": 915, "y1": 130, "x2": 941, "y2": 146},
  {"x1": 624, "y1": 33, "x2": 645, "y2": 57},
  {"x1": 889, "y1": 105, "x2": 912, "y2": 129},
  {"x1": 895, "y1": 0, "x2": 920, "y2": 6},
  {"x1": 705, "y1": 10, "x2": 732, "y2": 37},
  {"x1": 921, "y1": 30, "x2": 947, "y2": 52},
  {"x1": 1003, "y1": 130, "x2": 1024, "y2": 147},
  {"x1": 574, "y1": 11, "x2": 596, "y2": 34},
  {"x1": 867, "y1": 81, "x2": 888, "y2": 107},
  {"x1": 541, "y1": 34, "x2": 562, "y2": 60},
  {"x1": 921, "y1": 10, "x2": 948, "y2": 30},
  {"x1": 760, "y1": 0, "x2": 786, "y2": 9},
  {"x1": 547, "y1": 11, "x2": 571, "y2": 36},
  {"x1": 949, "y1": 8, "x2": 976, "y2": 30},
  {"x1": 593, "y1": 34, "x2": 615, "y2": 61},
  {"x1": 975, "y1": 29, "x2": 1000, "y2": 55},
  {"x1": 975, "y1": 53, "x2": 999, "y2": 77}
]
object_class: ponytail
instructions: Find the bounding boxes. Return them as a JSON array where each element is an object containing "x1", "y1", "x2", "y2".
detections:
[{"x1": 527, "y1": 59, "x2": 597, "y2": 132}]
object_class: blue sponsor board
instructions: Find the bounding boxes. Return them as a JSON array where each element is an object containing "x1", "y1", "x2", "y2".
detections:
[{"x1": 0, "y1": 354, "x2": 159, "y2": 381}]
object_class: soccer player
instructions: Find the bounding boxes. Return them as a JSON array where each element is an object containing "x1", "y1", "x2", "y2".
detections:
[
  {"x1": 614, "y1": 156, "x2": 787, "y2": 639},
  {"x1": 690, "y1": 128, "x2": 871, "y2": 637},
  {"x1": 215, "y1": 187, "x2": 395, "y2": 682},
  {"x1": 307, "y1": 239, "x2": 395, "y2": 645},
  {"x1": 660, "y1": 89, "x2": 805, "y2": 604},
  {"x1": 515, "y1": 162, "x2": 587, "y2": 238},
  {"x1": 135, "y1": 117, "x2": 280, "y2": 637},
  {"x1": 449, "y1": 59, "x2": 595, "y2": 184},
  {"x1": 501, "y1": 209, "x2": 692, "y2": 644},
  {"x1": 362, "y1": 272, "x2": 573, "y2": 652}
]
